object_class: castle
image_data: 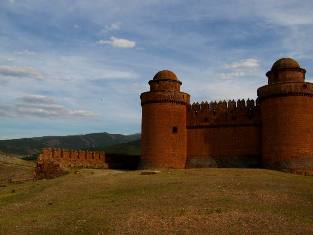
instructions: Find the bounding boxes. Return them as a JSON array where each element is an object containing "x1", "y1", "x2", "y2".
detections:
[{"x1": 140, "y1": 58, "x2": 313, "y2": 175}]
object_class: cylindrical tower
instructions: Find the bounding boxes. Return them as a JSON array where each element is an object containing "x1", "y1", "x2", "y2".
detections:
[
  {"x1": 258, "y1": 58, "x2": 313, "y2": 174},
  {"x1": 140, "y1": 70, "x2": 190, "y2": 168}
]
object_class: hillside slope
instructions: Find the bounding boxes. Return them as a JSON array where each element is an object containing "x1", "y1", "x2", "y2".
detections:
[
  {"x1": 0, "y1": 153, "x2": 34, "y2": 184},
  {"x1": 0, "y1": 168, "x2": 312, "y2": 234},
  {"x1": 93, "y1": 139, "x2": 141, "y2": 155},
  {"x1": 0, "y1": 132, "x2": 140, "y2": 157}
]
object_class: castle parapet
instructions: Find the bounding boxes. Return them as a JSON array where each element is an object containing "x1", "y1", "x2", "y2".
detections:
[
  {"x1": 187, "y1": 98, "x2": 260, "y2": 128},
  {"x1": 140, "y1": 91, "x2": 190, "y2": 105},
  {"x1": 257, "y1": 82, "x2": 313, "y2": 100}
]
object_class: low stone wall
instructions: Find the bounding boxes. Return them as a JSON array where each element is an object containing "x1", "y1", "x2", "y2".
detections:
[
  {"x1": 38, "y1": 148, "x2": 107, "y2": 169},
  {"x1": 34, "y1": 149, "x2": 141, "y2": 179}
]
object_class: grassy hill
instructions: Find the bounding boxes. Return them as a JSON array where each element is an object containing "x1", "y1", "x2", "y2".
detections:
[
  {"x1": 0, "y1": 132, "x2": 140, "y2": 158},
  {"x1": 0, "y1": 168, "x2": 312, "y2": 234},
  {"x1": 0, "y1": 153, "x2": 34, "y2": 185},
  {"x1": 93, "y1": 139, "x2": 141, "y2": 155}
]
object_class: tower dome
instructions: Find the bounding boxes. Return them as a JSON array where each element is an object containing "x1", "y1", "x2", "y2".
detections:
[
  {"x1": 153, "y1": 70, "x2": 178, "y2": 81},
  {"x1": 271, "y1": 58, "x2": 300, "y2": 70},
  {"x1": 266, "y1": 58, "x2": 306, "y2": 84},
  {"x1": 149, "y1": 70, "x2": 182, "y2": 91}
]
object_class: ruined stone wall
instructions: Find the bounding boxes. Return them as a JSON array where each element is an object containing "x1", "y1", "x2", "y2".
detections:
[
  {"x1": 186, "y1": 99, "x2": 261, "y2": 168},
  {"x1": 38, "y1": 148, "x2": 107, "y2": 169}
]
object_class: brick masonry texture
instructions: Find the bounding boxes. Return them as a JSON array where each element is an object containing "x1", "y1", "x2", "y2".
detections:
[
  {"x1": 38, "y1": 148, "x2": 107, "y2": 169},
  {"x1": 141, "y1": 59, "x2": 313, "y2": 175}
]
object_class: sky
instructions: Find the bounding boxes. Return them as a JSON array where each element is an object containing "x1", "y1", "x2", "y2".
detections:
[{"x1": 0, "y1": 0, "x2": 313, "y2": 139}]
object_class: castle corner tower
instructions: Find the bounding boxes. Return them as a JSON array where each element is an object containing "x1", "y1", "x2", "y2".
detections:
[
  {"x1": 258, "y1": 58, "x2": 313, "y2": 175},
  {"x1": 140, "y1": 70, "x2": 190, "y2": 168}
]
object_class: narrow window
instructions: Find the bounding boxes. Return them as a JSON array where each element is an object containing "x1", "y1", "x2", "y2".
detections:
[{"x1": 172, "y1": 126, "x2": 178, "y2": 134}]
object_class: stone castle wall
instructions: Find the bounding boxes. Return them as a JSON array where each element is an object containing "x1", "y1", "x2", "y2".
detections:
[
  {"x1": 140, "y1": 71, "x2": 190, "y2": 169},
  {"x1": 186, "y1": 99, "x2": 261, "y2": 168},
  {"x1": 141, "y1": 102, "x2": 188, "y2": 168},
  {"x1": 258, "y1": 82, "x2": 313, "y2": 175},
  {"x1": 38, "y1": 148, "x2": 107, "y2": 168}
]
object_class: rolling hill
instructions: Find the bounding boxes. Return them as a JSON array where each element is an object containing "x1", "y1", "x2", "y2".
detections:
[
  {"x1": 0, "y1": 132, "x2": 140, "y2": 158},
  {"x1": 0, "y1": 152, "x2": 34, "y2": 184},
  {"x1": 92, "y1": 139, "x2": 141, "y2": 156}
]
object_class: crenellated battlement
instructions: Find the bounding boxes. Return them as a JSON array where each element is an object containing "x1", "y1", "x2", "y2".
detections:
[
  {"x1": 187, "y1": 98, "x2": 260, "y2": 128},
  {"x1": 188, "y1": 98, "x2": 258, "y2": 113},
  {"x1": 38, "y1": 148, "x2": 107, "y2": 168}
]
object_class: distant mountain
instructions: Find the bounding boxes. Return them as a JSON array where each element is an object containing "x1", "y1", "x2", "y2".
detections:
[
  {"x1": 0, "y1": 132, "x2": 141, "y2": 157},
  {"x1": 93, "y1": 139, "x2": 141, "y2": 156}
]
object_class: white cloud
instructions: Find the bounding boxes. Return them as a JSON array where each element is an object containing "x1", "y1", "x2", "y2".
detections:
[
  {"x1": 93, "y1": 69, "x2": 138, "y2": 80},
  {"x1": 97, "y1": 37, "x2": 136, "y2": 48},
  {"x1": 256, "y1": 1, "x2": 313, "y2": 26},
  {"x1": 0, "y1": 65, "x2": 43, "y2": 79},
  {"x1": 10, "y1": 95, "x2": 97, "y2": 119},
  {"x1": 15, "y1": 104, "x2": 96, "y2": 118},
  {"x1": 15, "y1": 50, "x2": 36, "y2": 56},
  {"x1": 219, "y1": 58, "x2": 260, "y2": 80},
  {"x1": 19, "y1": 95, "x2": 56, "y2": 105},
  {"x1": 225, "y1": 58, "x2": 260, "y2": 70},
  {"x1": 219, "y1": 71, "x2": 246, "y2": 80},
  {"x1": 105, "y1": 22, "x2": 121, "y2": 31}
]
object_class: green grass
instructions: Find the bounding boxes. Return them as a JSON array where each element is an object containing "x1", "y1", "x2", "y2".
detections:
[{"x1": 0, "y1": 168, "x2": 312, "y2": 234}]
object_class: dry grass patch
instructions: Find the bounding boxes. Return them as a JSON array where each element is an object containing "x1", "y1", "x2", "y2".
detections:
[{"x1": 0, "y1": 168, "x2": 312, "y2": 234}]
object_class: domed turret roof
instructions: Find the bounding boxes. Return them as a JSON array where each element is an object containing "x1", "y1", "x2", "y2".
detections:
[
  {"x1": 266, "y1": 57, "x2": 306, "y2": 85},
  {"x1": 153, "y1": 70, "x2": 177, "y2": 81},
  {"x1": 271, "y1": 58, "x2": 300, "y2": 70}
]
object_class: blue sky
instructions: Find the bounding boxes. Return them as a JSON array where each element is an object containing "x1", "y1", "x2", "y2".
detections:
[{"x1": 0, "y1": 0, "x2": 313, "y2": 139}]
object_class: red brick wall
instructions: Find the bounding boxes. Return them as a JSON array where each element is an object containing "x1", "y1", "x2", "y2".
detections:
[
  {"x1": 258, "y1": 80, "x2": 313, "y2": 175},
  {"x1": 260, "y1": 95, "x2": 313, "y2": 174},
  {"x1": 141, "y1": 103, "x2": 188, "y2": 168},
  {"x1": 38, "y1": 148, "x2": 107, "y2": 169},
  {"x1": 186, "y1": 126, "x2": 261, "y2": 167},
  {"x1": 186, "y1": 99, "x2": 261, "y2": 167},
  {"x1": 140, "y1": 75, "x2": 190, "y2": 169}
]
